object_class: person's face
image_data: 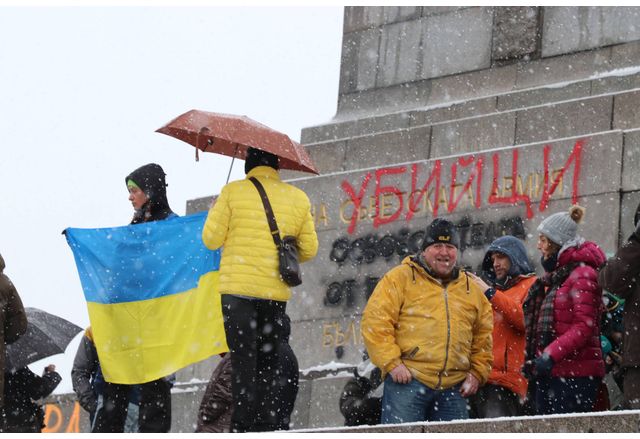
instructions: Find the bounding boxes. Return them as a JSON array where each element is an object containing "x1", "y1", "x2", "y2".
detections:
[
  {"x1": 537, "y1": 234, "x2": 558, "y2": 260},
  {"x1": 128, "y1": 186, "x2": 148, "y2": 210},
  {"x1": 422, "y1": 243, "x2": 458, "y2": 279},
  {"x1": 491, "y1": 252, "x2": 512, "y2": 281}
]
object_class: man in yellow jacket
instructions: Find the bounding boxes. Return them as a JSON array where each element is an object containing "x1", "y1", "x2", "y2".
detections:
[
  {"x1": 202, "y1": 147, "x2": 318, "y2": 432},
  {"x1": 361, "y1": 218, "x2": 493, "y2": 424}
]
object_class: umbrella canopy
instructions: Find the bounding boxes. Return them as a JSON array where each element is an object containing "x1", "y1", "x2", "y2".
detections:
[
  {"x1": 155, "y1": 109, "x2": 319, "y2": 175},
  {"x1": 6, "y1": 307, "x2": 82, "y2": 370}
]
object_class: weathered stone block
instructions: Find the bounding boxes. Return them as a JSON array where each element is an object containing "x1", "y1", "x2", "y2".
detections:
[
  {"x1": 543, "y1": 7, "x2": 640, "y2": 58},
  {"x1": 176, "y1": 354, "x2": 219, "y2": 383},
  {"x1": 515, "y1": 47, "x2": 611, "y2": 90},
  {"x1": 377, "y1": 19, "x2": 423, "y2": 87},
  {"x1": 171, "y1": 385, "x2": 206, "y2": 432},
  {"x1": 421, "y1": 6, "x2": 468, "y2": 17},
  {"x1": 304, "y1": 111, "x2": 414, "y2": 145},
  {"x1": 343, "y1": 6, "x2": 384, "y2": 33},
  {"x1": 351, "y1": 112, "x2": 413, "y2": 139},
  {"x1": 338, "y1": 28, "x2": 381, "y2": 94},
  {"x1": 420, "y1": 7, "x2": 493, "y2": 80},
  {"x1": 591, "y1": 71, "x2": 640, "y2": 95},
  {"x1": 290, "y1": 379, "x2": 312, "y2": 429},
  {"x1": 306, "y1": 376, "x2": 352, "y2": 429},
  {"x1": 289, "y1": 318, "x2": 364, "y2": 370},
  {"x1": 609, "y1": 40, "x2": 640, "y2": 70},
  {"x1": 497, "y1": 81, "x2": 591, "y2": 112},
  {"x1": 344, "y1": 126, "x2": 431, "y2": 171},
  {"x1": 514, "y1": 96, "x2": 612, "y2": 145},
  {"x1": 302, "y1": 119, "x2": 360, "y2": 145},
  {"x1": 428, "y1": 64, "x2": 517, "y2": 105},
  {"x1": 411, "y1": 97, "x2": 498, "y2": 127},
  {"x1": 337, "y1": 78, "x2": 433, "y2": 119},
  {"x1": 492, "y1": 7, "x2": 540, "y2": 62},
  {"x1": 304, "y1": 141, "x2": 347, "y2": 175},
  {"x1": 382, "y1": 6, "x2": 422, "y2": 25},
  {"x1": 186, "y1": 195, "x2": 213, "y2": 215},
  {"x1": 613, "y1": 90, "x2": 640, "y2": 130},
  {"x1": 622, "y1": 129, "x2": 640, "y2": 192},
  {"x1": 430, "y1": 113, "x2": 516, "y2": 157}
]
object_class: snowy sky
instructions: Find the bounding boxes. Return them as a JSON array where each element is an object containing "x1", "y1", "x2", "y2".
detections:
[{"x1": 0, "y1": 5, "x2": 343, "y2": 392}]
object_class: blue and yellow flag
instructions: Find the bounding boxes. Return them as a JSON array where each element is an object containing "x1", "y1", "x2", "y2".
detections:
[{"x1": 64, "y1": 211, "x2": 228, "y2": 385}]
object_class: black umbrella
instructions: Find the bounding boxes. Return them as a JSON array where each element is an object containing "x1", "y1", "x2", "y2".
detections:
[{"x1": 5, "y1": 307, "x2": 82, "y2": 370}]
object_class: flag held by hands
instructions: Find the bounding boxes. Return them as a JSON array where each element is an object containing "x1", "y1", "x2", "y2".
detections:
[{"x1": 64, "y1": 211, "x2": 227, "y2": 384}]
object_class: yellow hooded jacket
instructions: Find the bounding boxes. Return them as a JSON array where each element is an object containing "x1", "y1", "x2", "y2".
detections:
[
  {"x1": 202, "y1": 166, "x2": 318, "y2": 302},
  {"x1": 361, "y1": 256, "x2": 493, "y2": 390}
]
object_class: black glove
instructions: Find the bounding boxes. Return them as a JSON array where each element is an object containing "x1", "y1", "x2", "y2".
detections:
[
  {"x1": 484, "y1": 287, "x2": 496, "y2": 301},
  {"x1": 534, "y1": 353, "x2": 554, "y2": 377}
]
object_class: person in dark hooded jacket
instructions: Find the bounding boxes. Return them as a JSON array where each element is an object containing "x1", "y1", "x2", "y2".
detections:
[
  {"x1": 3, "y1": 364, "x2": 61, "y2": 432},
  {"x1": 339, "y1": 353, "x2": 383, "y2": 426},
  {"x1": 468, "y1": 235, "x2": 537, "y2": 418},
  {"x1": 599, "y1": 200, "x2": 640, "y2": 409},
  {"x1": 0, "y1": 253, "x2": 28, "y2": 429},
  {"x1": 92, "y1": 163, "x2": 175, "y2": 433},
  {"x1": 523, "y1": 205, "x2": 605, "y2": 415},
  {"x1": 125, "y1": 163, "x2": 176, "y2": 224}
]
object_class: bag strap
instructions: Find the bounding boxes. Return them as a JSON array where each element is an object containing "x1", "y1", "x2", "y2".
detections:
[{"x1": 249, "y1": 177, "x2": 282, "y2": 247}]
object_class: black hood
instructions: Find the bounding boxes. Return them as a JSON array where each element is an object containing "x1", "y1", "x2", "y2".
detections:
[
  {"x1": 635, "y1": 201, "x2": 640, "y2": 228},
  {"x1": 126, "y1": 163, "x2": 175, "y2": 224}
]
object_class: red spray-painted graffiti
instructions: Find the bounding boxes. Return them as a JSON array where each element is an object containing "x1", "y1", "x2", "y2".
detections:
[{"x1": 340, "y1": 140, "x2": 583, "y2": 235}]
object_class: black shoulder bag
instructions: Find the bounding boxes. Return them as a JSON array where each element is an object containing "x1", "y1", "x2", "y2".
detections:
[{"x1": 249, "y1": 177, "x2": 302, "y2": 287}]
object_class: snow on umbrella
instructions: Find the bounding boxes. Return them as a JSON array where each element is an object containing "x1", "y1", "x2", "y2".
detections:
[
  {"x1": 155, "y1": 109, "x2": 320, "y2": 180},
  {"x1": 5, "y1": 307, "x2": 82, "y2": 370}
]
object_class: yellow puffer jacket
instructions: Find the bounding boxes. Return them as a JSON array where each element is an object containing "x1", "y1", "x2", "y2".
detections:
[
  {"x1": 202, "y1": 166, "x2": 318, "y2": 302},
  {"x1": 361, "y1": 256, "x2": 493, "y2": 390}
]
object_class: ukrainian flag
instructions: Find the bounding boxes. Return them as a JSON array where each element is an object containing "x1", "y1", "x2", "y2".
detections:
[{"x1": 64, "y1": 211, "x2": 228, "y2": 385}]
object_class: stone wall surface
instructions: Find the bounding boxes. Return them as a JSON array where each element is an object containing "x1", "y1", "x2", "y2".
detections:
[{"x1": 542, "y1": 7, "x2": 640, "y2": 58}]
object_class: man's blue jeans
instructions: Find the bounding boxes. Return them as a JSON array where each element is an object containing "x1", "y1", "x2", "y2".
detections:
[{"x1": 381, "y1": 376, "x2": 469, "y2": 424}]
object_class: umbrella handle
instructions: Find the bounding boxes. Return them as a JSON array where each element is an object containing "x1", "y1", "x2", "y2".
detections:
[{"x1": 225, "y1": 144, "x2": 239, "y2": 184}]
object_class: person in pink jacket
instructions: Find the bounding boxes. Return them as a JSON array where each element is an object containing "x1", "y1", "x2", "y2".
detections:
[{"x1": 523, "y1": 205, "x2": 606, "y2": 415}]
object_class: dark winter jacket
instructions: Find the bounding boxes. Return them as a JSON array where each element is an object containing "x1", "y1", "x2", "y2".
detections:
[
  {"x1": 339, "y1": 359, "x2": 383, "y2": 426},
  {"x1": 126, "y1": 163, "x2": 176, "y2": 224},
  {"x1": 71, "y1": 328, "x2": 105, "y2": 416},
  {"x1": 599, "y1": 207, "x2": 640, "y2": 368},
  {"x1": 2, "y1": 366, "x2": 62, "y2": 432},
  {"x1": 481, "y1": 236, "x2": 536, "y2": 399},
  {"x1": 0, "y1": 253, "x2": 28, "y2": 409},
  {"x1": 196, "y1": 355, "x2": 233, "y2": 433},
  {"x1": 537, "y1": 241, "x2": 606, "y2": 378}
]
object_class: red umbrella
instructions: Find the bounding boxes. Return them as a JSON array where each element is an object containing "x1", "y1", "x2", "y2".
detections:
[{"x1": 156, "y1": 110, "x2": 319, "y2": 178}]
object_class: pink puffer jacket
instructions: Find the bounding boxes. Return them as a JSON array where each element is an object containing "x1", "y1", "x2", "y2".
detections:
[{"x1": 543, "y1": 241, "x2": 606, "y2": 378}]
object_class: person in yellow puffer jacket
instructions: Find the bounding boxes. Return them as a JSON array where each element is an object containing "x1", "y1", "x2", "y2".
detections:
[
  {"x1": 202, "y1": 147, "x2": 318, "y2": 432},
  {"x1": 361, "y1": 218, "x2": 493, "y2": 424}
]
